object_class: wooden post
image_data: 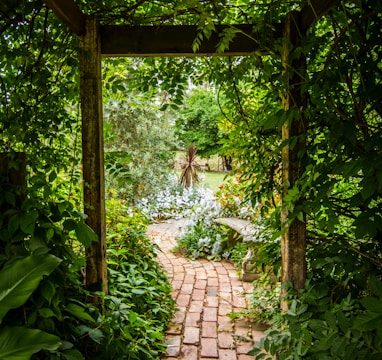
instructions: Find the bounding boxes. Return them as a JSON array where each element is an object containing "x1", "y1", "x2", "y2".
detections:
[
  {"x1": 0, "y1": 152, "x2": 27, "y2": 206},
  {"x1": 0, "y1": 152, "x2": 27, "y2": 253},
  {"x1": 281, "y1": 12, "x2": 307, "y2": 307},
  {"x1": 79, "y1": 16, "x2": 107, "y2": 295}
]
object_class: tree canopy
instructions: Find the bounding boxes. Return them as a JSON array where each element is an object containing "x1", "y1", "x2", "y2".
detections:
[{"x1": 174, "y1": 86, "x2": 223, "y2": 158}]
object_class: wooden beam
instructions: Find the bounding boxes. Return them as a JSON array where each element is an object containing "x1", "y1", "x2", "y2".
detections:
[
  {"x1": 79, "y1": 16, "x2": 107, "y2": 297},
  {"x1": 43, "y1": 0, "x2": 86, "y2": 36},
  {"x1": 280, "y1": 12, "x2": 307, "y2": 308},
  {"x1": 300, "y1": 0, "x2": 340, "y2": 31},
  {"x1": 100, "y1": 24, "x2": 282, "y2": 57}
]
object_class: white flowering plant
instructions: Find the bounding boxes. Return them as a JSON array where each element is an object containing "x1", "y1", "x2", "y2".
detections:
[{"x1": 137, "y1": 173, "x2": 276, "y2": 262}]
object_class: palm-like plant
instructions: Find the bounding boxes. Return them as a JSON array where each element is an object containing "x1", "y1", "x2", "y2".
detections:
[{"x1": 179, "y1": 145, "x2": 199, "y2": 188}]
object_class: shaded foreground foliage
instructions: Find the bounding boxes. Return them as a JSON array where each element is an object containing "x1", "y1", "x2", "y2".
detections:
[
  {"x1": 1, "y1": 0, "x2": 382, "y2": 359},
  {"x1": 0, "y1": 171, "x2": 174, "y2": 359},
  {"x1": 0, "y1": 2, "x2": 174, "y2": 359}
]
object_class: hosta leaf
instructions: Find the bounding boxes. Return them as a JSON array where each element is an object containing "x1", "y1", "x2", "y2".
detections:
[
  {"x1": 0, "y1": 326, "x2": 61, "y2": 360},
  {"x1": 0, "y1": 255, "x2": 62, "y2": 322}
]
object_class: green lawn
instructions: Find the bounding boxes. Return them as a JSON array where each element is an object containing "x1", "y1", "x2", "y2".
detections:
[
  {"x1": 199, "y1": 171, "x2": 233, "y2": 193},
  {"x1": 174, "y1": 168, "x2": 232, "y2": 193}
]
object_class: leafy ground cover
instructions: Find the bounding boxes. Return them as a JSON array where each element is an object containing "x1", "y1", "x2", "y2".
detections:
[{"x1": 0, "y1": 172, "x2": 174, "y2": 359}]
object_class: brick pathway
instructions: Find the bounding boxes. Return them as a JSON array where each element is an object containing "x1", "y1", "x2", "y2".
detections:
[{"x1": 147, "y1": 219, "x2": 267, "y2": 360}]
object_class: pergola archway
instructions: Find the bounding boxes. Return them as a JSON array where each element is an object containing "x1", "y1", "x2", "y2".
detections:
[{"x1": 44, "y1": 0, "x2": 339, "y2": 300}]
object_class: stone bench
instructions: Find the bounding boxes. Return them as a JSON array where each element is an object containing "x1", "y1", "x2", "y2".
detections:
[{"x1": 214, "y1": 217, "x2": 274, "y2": 282}]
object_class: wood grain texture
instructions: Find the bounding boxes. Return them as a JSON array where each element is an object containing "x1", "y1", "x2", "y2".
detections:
[
  {"x1": 100, "y1": 24, "x2": 282, "y2": 57},
  {"x1": 281, "y1": 12, "x2": 307, "y2": 303},
  {"x1": 79, "y1": 16, "x2": 107, "y2": 296}
]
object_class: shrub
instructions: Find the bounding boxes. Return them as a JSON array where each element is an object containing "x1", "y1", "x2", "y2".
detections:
[
  {"x1": 137, "y1": 174, "x2": 214, "y2": 221},
  {"x1": 215, "y1": 177, "x2": 258, "y2": 219},
  {"x1": 94, "y1": 198, "x2": 175, "y2": 359},
  {"x1": 249, "y1": 233, "x2": 382, "y2": 359},
  {"x1": 0, "y1": 189, "x2": 174, "y2": 360}
]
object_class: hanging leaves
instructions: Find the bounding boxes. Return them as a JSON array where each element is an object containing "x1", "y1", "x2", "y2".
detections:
[{"x1": 0, "y1": 254, "x2": 62, "y2": 322}]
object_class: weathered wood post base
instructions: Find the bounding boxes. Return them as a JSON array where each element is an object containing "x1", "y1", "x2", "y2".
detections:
[
  {"x1": 79, "y1": 16, "x2": 107, "y2": 298},
  {"x1": 280, "y1": 12, "x2": 307, "y2": 310}
]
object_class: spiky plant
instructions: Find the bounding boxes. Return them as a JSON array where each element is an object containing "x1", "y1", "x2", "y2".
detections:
[{"x1": 179, "y1": 145, "x2": 199, "y2": 188}]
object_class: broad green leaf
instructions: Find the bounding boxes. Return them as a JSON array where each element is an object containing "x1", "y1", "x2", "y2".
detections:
[
  {"x1": 74, "y1": 222, "x2": 98, "y2": 248},
  {"x1": 62, "y1": 349, "x2": 85, "y2": 360},
  {"x1": 361, "y1": 296, "x2": 382, "y2": 313},
  {"x1": 40, "y1": 280, "x2": 56, "y2": 304},
  {"x1": 5, "y1": 192, "x2": 15, "y2": 206},
  {"x1": 8, "y1": 215, "x2": 20, "y2": 235},
  {"x1": 65, "y1": 303, "x2": 94, "y2": 322},
  {"x1": 63, "y1": 219, "x2": 77, "y2": 231},
  {"x1": 308, "y1": 319, "x2": 328, "y2": 335},
  {"x1": 30, "y1": 236, "x2": 49, "y2": 255},
  {"x1": 0, "y1": 255, "x2": 62, "y2": 322},
  {"x1": 368, "y1": 276, "x2": 382, "y2": 299},
  {"x1": 38, "y1": 308, "x2": 56, "y2": 318},
  {"x1": 19, "y1": 210, "x2": 39, "y2": 235},
  {"x1": 311, "y1": 332, "x2": 338, "y2": 352},
  {"x1": 353, "y1": 312, "x2": 382, "y2": 331},
  {"x1": 324, "y1": 311, "x2": 337, "y2": 329},
  {"x1": 360, "y1": 177, "x2": 377, "y2": 200},
  {"x1": 0, "y1": 326, "x2": 61, "y2": 360},
  {"x1": 88, "y1": 328, "x2": 104, "y2": 344},
  {"x1": 46, "y1": 227, "x2": 54, "y2": 241},
  {"x1": 337, "y1": 311, "x2": 350, "y2": 333},
  {"x1": 330, "y1": 336, "x2": 347, "y2": 358},
  {"x1": 132, "y1": 288, "x2": 146, "y2": 295}
]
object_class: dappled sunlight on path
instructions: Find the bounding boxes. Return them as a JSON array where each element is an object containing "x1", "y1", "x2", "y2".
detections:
[{"x1": 147, "y1": 219, "x2": 267, "y2": 360}]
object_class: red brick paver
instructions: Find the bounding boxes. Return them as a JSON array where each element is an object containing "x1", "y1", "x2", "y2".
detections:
[{"x1": 147, "y1": 220, "x2": 267, "y2": 359}]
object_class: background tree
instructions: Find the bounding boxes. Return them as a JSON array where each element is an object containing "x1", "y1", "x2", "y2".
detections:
[
  {"x1": 103, "y1": 96, "x2": 178, "y2": 202},
  {"x1": 174, "y1": 86, "x2": 222, "y2": 159}
]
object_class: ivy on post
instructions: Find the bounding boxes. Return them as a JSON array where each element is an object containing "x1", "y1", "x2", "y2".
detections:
[
  {"x1": 79, "y1": 16, "x2": 108, "y2": 298},
  {"x1": 280, "y1": 11, "x2": 307, "y2": 309}
]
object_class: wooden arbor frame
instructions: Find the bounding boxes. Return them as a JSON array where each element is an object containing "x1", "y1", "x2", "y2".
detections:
[{"x1": 44, "y1": 0, "x2": 339, "y2": 297}]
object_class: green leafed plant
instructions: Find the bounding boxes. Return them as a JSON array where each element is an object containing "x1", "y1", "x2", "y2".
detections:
[
  {"x1": 0, "y1": 255, "x2": 62, "y2": 359},
  {"x1": 0, "y1": 254, "x2": 62, "y2": 323},
  {"x1": 0, "y1": 326, "x2": 61, "y2": 360}
]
